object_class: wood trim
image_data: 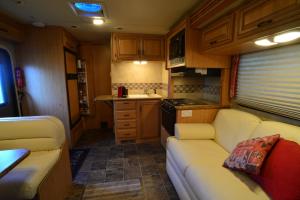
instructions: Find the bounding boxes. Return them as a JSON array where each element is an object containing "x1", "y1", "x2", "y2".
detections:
[
  {"x1": 0, "y1": 12, "x2": 25, "y2": 42},
  {"x1": 37, "y1": 142, "x2": 72, "y2": 200},
  {"x1": 220, "y1": 68, "x2": 231, "y2": 106},
  {"x1": 176, "y1": 108, "x2": 219, "y2": 123}
]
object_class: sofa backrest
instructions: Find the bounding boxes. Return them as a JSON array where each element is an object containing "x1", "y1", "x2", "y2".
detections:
[
  {"x1": 213, "y1": 109, "x2": 261, "y2": 152},
  {"x1": 250, "y1": 121, "x2": 300, "y2": 144},
  {"x1": 0, "y1": 116, "x2": 65, "y2": 151}
]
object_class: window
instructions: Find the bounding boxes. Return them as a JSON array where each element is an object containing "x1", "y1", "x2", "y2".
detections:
[
  {"x1": 236, "y1": 44, "x2": 300, "y2": 120},
  {"x1": 0, "y1": 67, "x2": 5, "y2": 104}
]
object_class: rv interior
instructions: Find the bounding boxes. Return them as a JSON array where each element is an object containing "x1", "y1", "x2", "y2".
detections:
[{"x1": 0, "y1": 0, "x2": 300, "y2": 200}]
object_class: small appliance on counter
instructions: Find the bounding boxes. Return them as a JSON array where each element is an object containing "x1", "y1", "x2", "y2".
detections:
[{"x1": 117, "y1": 86, "x2": 128, "y2": 97}]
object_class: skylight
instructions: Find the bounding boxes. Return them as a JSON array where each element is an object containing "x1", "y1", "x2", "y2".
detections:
[{"x1": 74, "y1": 2, "x2": 102, "y2": 13}]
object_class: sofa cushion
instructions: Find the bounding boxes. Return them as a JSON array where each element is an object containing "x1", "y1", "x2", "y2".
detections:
[
  {"x1": 0, "y1": 149, "x2": 60, "y2": 199},
  {"x1": 167, "y1": 137, "x2": 228, "y2": 176},
  {"x1": 251, "y1": 138, "x2": 300, "y2": 200},
  {"x1": 175, "y1": 123, "x2": 215, "y2": 140},
  {"x1": 0, "y1": 116, "x2": 65, "y2": 151},
  {"x1": 185, "y1": 156, "x2": 270, "y2": 200},
  {"x1": 223, "y1": 134, "x2": 280, "y2": 175},
  {"x1": 213, "y1": 109, "x2": 261, "y2": 152},
  {"x1": 250, "y1": 121, "x2": 300, "y2": 144}
]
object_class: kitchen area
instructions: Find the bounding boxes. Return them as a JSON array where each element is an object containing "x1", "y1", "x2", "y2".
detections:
[{"x1": 93, "y1": 19, "x2": 231, "y2": 146}]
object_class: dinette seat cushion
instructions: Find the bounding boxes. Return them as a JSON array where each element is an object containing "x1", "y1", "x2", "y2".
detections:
[
  {"x1": 0, "y1": 116, "x2": 65, "y2": 151},
  {"x1": 0, "y1": 149, "x2": 60, "y2": 199}
]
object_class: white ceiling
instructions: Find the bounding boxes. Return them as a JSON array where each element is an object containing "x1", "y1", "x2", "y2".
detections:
[{"x1": 0, "y1": 0, "x2": 200, "y2": 42}]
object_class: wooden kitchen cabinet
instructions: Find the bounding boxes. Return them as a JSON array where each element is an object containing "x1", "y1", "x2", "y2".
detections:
[
  {"x1": 200, "y1": 13, "x2": 234, "y2": 50},
  {"x1": 236, "y1": 0, "x2": 300, "y2": 39},
  {"x1": 113, "y1": 99, "x2": 160, "y2": 143},
  {"x1": 141, "y1": 37, "x2": 165, "y2": 60},
  {"x1": 138, "y1": 100, "x2": 160, "y2": 139},
  {"x1": 112, "y1": 33, "x2": 165, "y2": 62}
]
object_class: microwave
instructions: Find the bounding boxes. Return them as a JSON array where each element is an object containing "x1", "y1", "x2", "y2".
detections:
[{"x1": 169, "y1": 29, "x2": 185, "y2": 67}]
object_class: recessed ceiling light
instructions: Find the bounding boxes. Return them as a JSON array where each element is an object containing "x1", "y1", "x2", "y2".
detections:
[
  {"x1": 93, "y1": 18, "x2": 104, "y2": 25},
  {"x1": 273, "y1": 31, "x2": 300, "y2": 43},
  {"x1": 254, "y1": 39, "x2": 277, "y2": 46}
]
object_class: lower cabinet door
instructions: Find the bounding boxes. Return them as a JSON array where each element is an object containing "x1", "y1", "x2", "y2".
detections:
[{"x1": 138, "y1": 100, "x2": 160, "y2": 139}]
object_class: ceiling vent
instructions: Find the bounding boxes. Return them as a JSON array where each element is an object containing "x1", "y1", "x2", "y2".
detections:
[{"x1": 69, "y1": 0, "x2": 107, "y2": 18}]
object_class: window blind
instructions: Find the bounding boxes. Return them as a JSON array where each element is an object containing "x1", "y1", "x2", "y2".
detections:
[{"x1": 236, "y1": 44, "x2": 300, "y2": 120}]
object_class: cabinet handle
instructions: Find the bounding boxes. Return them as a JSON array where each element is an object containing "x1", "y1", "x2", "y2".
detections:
[
  {"x1": 257, "y1": 19, "x2": 273, "y2": 28},
  {"x1": 123, "y1": 123, "x2": 130, "y2": 126},
  {"x1": 123, "y1": 114, "x2": 129, "y2": 117},
  {"x1": 209, "y1": 40, "x2": 217, "y2": 45},
  {"x1": 123, "y1": 102, "x2": 129, "y2": 104}
]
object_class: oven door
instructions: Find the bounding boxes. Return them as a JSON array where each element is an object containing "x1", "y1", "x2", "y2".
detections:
[{"x1": 161, "y1": 104, "x2": 176, "y2": 136}]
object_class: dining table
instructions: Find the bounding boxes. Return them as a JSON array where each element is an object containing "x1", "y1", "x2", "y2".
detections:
[{"x1": 0, "y1": 149, "x2": 30, "y2": 178}]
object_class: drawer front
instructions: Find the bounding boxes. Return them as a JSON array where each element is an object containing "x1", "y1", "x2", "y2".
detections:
[
  {"x1": 115, "y1": 110, "x2": 136, "y2": 119},
  {"x1": 116, "y1": 120, "x2": 136, "y2": 129},
  {"x1": 116, "y1": 129, "x2": 136, "y2": 138},
  {"x1": 115, "y1": 101, "x2": 136, "y2": 110}
]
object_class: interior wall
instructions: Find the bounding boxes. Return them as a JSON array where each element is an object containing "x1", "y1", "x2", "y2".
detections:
[
  {"x1": 111, "y1": 61, "x2": 168, "y2": 97},
  {"x1": 79, "y1": 44, "x2": 113, "y2": 129},
  {"x1": 16, "y1": 27, "x2": 71, "y2": 141}
]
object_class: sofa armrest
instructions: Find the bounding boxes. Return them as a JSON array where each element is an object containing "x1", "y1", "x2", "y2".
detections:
[
  {"x1": 0, "y1": 116, "x2": 65, "y2": 151},
  {"x1": 175, "y1": 123, "x2": 215, "y2": 140}
]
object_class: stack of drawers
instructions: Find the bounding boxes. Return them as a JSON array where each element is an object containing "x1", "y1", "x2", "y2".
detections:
[{"x1": 114, "y1": 100, "x2": 137, "y2": 143}]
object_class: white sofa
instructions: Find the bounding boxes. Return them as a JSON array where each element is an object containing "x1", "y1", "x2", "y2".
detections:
[
  {"x1": 0, "y1": 116, "x2": 72, "y2": 200},
  {"x1": 167, "y1": 109, "x2": 300, "y2": 200}
]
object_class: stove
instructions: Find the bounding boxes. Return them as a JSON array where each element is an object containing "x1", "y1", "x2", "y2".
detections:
[{"x1": 161, "y1": 98, "x2": 208, "y2": 135}]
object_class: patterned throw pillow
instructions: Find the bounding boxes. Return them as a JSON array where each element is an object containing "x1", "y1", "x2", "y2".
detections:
[{"x1": 223, "y1": 134, "x2": 280, "y2": 175}]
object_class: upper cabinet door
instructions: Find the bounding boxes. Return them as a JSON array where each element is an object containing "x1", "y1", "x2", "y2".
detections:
[
  {"x1": 236, "y1": 0, "x2": 300, "y2": 39},
  {"x1": 114, "y1": 34, "x2": 140, "y2": 61},
  {"x1": 141, "y1": 37, "x2": 165, "y2": 61},
  {"x1": 200, "y1": 13, "x2": 234, "y2": 50}
]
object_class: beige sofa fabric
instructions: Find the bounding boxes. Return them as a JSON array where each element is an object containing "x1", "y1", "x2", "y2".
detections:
[
  {"x1": 0, "y1": 150, "x2": 60, "y2": 199},
  {"x1": 213, "y1": 109, "x2": 261, "y2": 152},
  {"x1": 0, "y1": 116, "x2": 66, "y2": 199},
  {"x1": 0, "y1": 116, "x2": 65, "y2": 151},
  {"x1": 251, "y1": 121, "x2": 300, "y2": 143},
  {"x1": 175, "y1": 123, "x2": 215, "y2": 140},
  {"x1": 167, "y1": 109, "x2": 300, "y2": 200}
]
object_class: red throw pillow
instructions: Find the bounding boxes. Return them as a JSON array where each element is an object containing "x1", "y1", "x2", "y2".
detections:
[
  {"x1": 223, "y1": 134, "x2": 280, "y2": 175},
  {"x1": 251, "y1": 138, "x2": 300, "y2": 200}
]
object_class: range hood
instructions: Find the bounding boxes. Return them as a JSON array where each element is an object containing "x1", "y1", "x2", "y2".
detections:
[{"x1": 170, "y1": 67, "x2": 221, "y2": 77}]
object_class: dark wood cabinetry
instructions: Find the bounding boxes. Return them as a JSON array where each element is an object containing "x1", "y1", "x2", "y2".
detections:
[{"x1": 112, "y1": 33, "x2": 165, "y2": 62}]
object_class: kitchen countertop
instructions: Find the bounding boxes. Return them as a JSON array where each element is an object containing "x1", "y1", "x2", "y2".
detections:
[
  {"x1": 175, "y1": 104, "x2": 226, "y2": 110},
  {"x1": 94, "y1": 94, "x2": 163, "y2": 101}
]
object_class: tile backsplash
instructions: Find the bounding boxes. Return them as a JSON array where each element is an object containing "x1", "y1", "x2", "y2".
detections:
[
  {"x1": 172, "y1": 76, "x2": 220, "y2": 102},
  {"x1": 111, "y1": 61, "x2": 168, "y2": 96}
]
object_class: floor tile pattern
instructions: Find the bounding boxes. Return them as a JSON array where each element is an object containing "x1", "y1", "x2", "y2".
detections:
[{"x1": 66, "y1": 129, "x2": 179, "y2": 200}]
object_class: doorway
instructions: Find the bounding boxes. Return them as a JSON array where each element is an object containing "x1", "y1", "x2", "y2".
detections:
[{"x1": 0, "y1": 48, "x2": 19, "y2": 117}]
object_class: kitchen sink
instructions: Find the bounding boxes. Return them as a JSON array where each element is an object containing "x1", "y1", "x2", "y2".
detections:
[{"x1": 127, "y1": 94, "x2": 161, "y2": 98}]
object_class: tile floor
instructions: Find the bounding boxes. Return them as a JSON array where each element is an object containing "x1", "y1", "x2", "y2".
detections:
[{"x1": 66, "y1": 129, "x2": 179, "y2": 200}]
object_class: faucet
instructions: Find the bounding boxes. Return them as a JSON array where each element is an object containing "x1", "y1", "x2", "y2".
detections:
[{"x1": 153, "y1": 88, "x2": 157, "y2": 94}]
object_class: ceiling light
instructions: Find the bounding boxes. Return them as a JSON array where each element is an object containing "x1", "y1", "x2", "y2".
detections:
[
  {"x1": 74, "y1": 2, "x2": 102, "y2": 13},
  {"x1": 133, "y1": 61, "x2": 148, "y2": 65},
  {"x1": 254, "y1": 39, "x2": 278, "y2": 46},
  {"x1": 273, "y1": 31, "x2": 300, "y2": 43},
  {"x1": 93, "y1": 18, "x2": 104, "y2": 25}
]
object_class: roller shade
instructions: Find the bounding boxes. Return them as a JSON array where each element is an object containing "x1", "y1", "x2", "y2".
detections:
[{"x1": 236, "y1": 44, "x2": 300, "y2": 120}]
